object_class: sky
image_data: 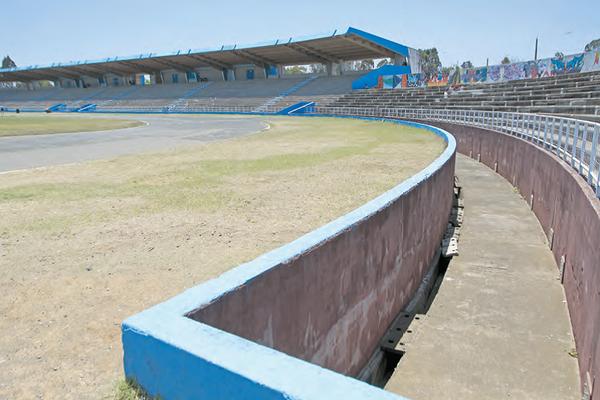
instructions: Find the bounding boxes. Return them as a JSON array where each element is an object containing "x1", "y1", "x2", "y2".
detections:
[{"x1": 1, "y1": 0, "x2": 599, "y2": 69}]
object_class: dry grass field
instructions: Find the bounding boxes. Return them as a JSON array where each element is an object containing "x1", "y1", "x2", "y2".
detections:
[
  {"x1": 0, "y1": 116, "x2": 445, "y2": 399},
  {"x1": 0, "y1": 114, "x2": 143, "y2": 137}
]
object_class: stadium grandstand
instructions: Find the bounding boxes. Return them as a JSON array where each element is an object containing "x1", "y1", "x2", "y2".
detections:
[
  {"x1": 0, "y1": 27, "x2": 420, "y2": 113},
  {"x1": 1, "y1": 27, "x2": 599, "y2": 120}
]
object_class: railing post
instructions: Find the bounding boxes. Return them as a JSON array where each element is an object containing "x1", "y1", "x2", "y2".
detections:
[
  {"x1": 580, "y1": 123, "x2": 589, "y2": 176},
  {"x1": 530, "y1": 115, "x2": 535, "y2": 142},
  {"x1": 566, "y1": 120, "x2": 572, "y2": 163},
  {"x1": 497, "y1": 112, "x2": 501, "y2": 132},
  {"x1": 535, "y1": 115, "x2": 541, "y2": 144},
  {"x1": 512, "y1": 113, "x2": 517, "y2": 136},
  {"x1": 550, "y1": 118, "x2": 555, "y2": 150},
  {"x1": 543, "y1": 117, "x2": 548, "y2": 149},
  {"x1": 588, "y1": 125, "x2": 598, "y2": 185},
  {"x1": 557, "y1": 120, "x2": 564, "y2": 158},
  {"x1": 572, "y1": 122, "x2": 579, "y2": 169}
]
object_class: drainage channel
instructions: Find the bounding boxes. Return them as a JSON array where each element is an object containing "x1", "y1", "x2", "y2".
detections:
[{"x1": 359, "y1": 177, "x2": 464, "y2": 388}]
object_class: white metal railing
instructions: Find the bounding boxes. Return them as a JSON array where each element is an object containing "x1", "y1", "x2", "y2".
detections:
[{"x1": 313, "y1": 106, "x2": 600, "y2": 198}]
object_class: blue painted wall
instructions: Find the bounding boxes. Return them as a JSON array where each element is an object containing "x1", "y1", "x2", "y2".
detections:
[{"x1": 352, "y1": 65, "x2": 412, "y2": 90}]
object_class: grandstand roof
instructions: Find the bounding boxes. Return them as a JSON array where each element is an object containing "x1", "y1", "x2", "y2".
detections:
[{"x1": 0, "y1": 28, "x2": 413, "y2": 82}]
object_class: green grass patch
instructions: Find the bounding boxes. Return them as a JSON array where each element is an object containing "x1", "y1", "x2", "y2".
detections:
[
  {"x1": 0, "y1": 115, "x2": 143, "y2": 137},
  {"x1": 113, "y1": 379, "x2": 156, "y2": 400}
]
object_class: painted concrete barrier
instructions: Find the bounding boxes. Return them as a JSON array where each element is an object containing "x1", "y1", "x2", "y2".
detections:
[
  {"x1": 424, "y1": 121, "x2": 599, "y2": 397},
  {"x1": 122, "y1": 116, "x2": 456, "y2": 399}
]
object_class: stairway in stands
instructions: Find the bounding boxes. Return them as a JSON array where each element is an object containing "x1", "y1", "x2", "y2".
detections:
[
  {"x1": 164, "y1": 82, "x2": 213, "y2": 112},
  {"x1": 253, "y1": 75, "x2": 319, "y2": 112},
  {"x1": 95, "y1": 86, "x2": 140, "y2": 108},
  {"x1": 63, "y1": 87, "x2": 110, "y2": 110}
]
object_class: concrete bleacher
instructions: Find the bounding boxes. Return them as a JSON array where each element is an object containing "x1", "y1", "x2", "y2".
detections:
[
  {"x1": 0, "y1": 74, "x2": 354, "y2": 113},
  {"x1": 324, "y1": 70, "x2": 600, "y2": 120},
  {"x1": 2, "y1": 71, "x2": 600, "y2": 117}
]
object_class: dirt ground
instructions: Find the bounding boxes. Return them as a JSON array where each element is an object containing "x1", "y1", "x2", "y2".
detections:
[{"x1": 0, "y1": 116, "x2": 444, "y2": 399}]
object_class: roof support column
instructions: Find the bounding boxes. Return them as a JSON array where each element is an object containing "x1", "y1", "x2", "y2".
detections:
[
  {"x1": 223, "y1": 68, "x2": 235, "y2": 81},
  {"x1": 326, "y1": 62, "x2": 341, "y2": 76},
  {"x1": 155, "y1": 71, "x2": 164, "y2": 85},
  {"x1": 277, "y1": 65, "x2": 284, "y2": 79}
]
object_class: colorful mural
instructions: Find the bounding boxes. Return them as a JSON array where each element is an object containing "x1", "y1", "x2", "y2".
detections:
[
  {"x1": 427, "y1": 72, "x2": 450, "y2": 87},
  {"x1": 460, "y1": 52, "x2": 595, "y2": 84},
  {"x1": 382, "y1": 49, "x2": 600, "y2": 89},
  {"x1": 381, "y1": 73, "x2": 427, "y2": 89},
  {"x1": 582, "y1": 50, "x2": 600, "y2": 72}
]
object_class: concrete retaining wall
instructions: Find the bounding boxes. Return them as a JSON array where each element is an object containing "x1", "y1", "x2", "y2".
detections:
[
  {"x1": 426, "y1": 121, "x2": 600, "y2": 397},
  {"x1": 122, "y1": 117, "x2": 456, "y2": 400},
  {"x1": 188, "y1": 141, "x2": 454, "y2": 377}
]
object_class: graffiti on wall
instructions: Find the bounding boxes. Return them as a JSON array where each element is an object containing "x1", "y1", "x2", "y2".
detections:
[
  {"x1": 582, "y1": 50, "x2": 600, "y2": 72},
  {"x1": 428, "y1": 72, "x2": 450, "y2": 87},
  {"x1": 382, "y1": 49, "x2": 600, "y2": 89},
  {"x1": 460, "y1": 51, "x2": 596, "y2": 85},
  {"x1": 381, "y1": 73, "x2": 428, "y2": 89}
]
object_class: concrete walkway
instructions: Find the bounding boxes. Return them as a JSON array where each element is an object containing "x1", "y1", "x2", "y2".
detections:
[{"x1": 385, "y1": 154, "x2": 580, "y2": 400}]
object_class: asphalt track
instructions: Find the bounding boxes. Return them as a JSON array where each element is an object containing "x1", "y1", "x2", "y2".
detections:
[{"x1": 0, "y1": 114, "x2": 268, "y2": 172}]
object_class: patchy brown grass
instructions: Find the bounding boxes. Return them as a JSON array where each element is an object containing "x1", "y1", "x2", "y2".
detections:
[{"x1": 0, "y1": 116, "x2": 444, "y2": 399}]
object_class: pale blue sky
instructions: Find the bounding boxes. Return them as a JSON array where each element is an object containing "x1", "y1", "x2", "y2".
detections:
[{"x1": 2, "y1": 0, "x2": 599, "y2": 68}]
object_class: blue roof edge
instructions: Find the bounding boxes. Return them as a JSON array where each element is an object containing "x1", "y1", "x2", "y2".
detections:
[{"x1": 346, "y1": 27, "x2": 410, "y2": 57}]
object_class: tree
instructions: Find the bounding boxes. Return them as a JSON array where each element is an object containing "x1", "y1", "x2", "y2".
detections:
[
  {"x1": 309, "y1": 64, "x2": 326, "y2": 74},
  {"x1": 357, "y1": 59, "x2": 374, "y2": 71},
  {"x1": 418, "y1": 48, "x2": 441, "y2": 79},
  {"x1": 0, "y1": 56, "x2": 18, "y2": 89},
  {"x1": 501, "y1": 56, "x2": 511, "y2": 64},
  {"x1": 376, "y1": 58, "x2": 390, "y2": 68},
  {"x1": 585, "y1": 39, "x2": 600, "y2": 52},
  {"x1": 285, "y1": 65, "x2": 308, "y2": 75},
  {"x1": 2, "y1": 55, "x2": 16, "y2": 69},
  {"x1": 341, "y1": 59, "x2": 375, "y2": 72},
  {"x1": 461, "y1": 60, "x2": 474, "y2": 69}
]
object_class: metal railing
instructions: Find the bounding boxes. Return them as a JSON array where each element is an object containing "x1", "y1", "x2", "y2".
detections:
[{"x1": 312, "y1": 106, "x2": 600, "y2": 198}]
